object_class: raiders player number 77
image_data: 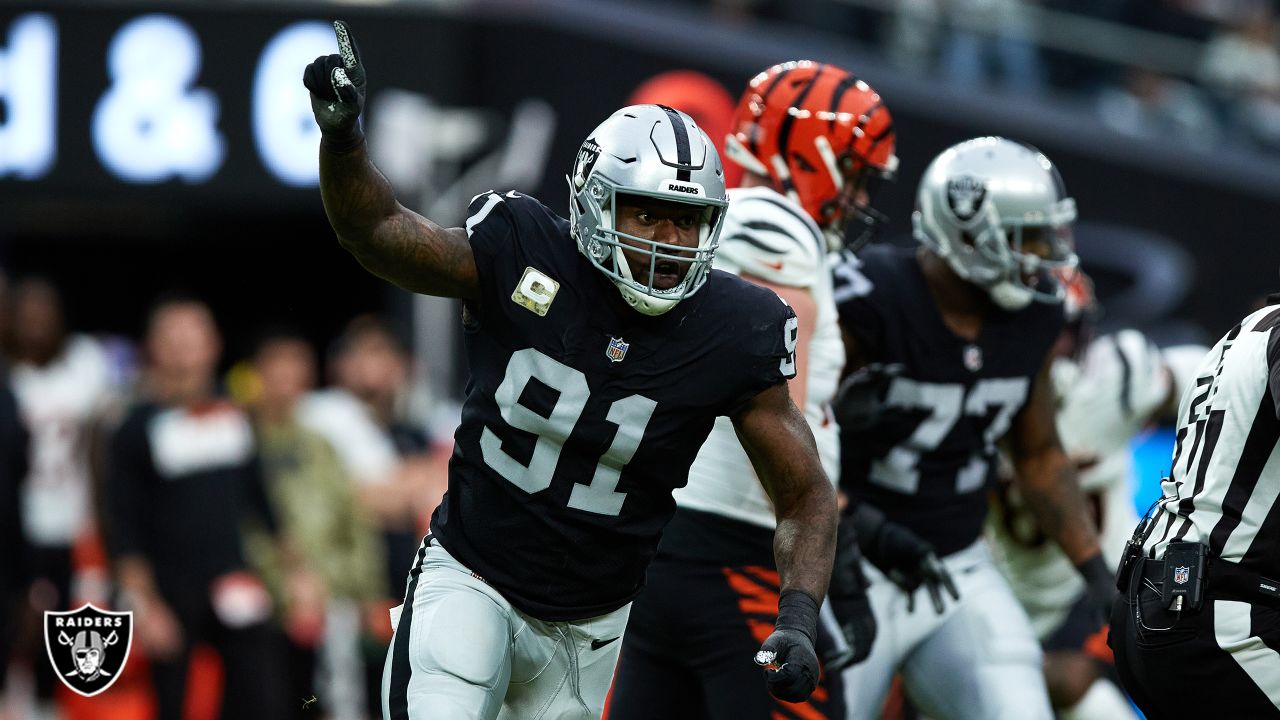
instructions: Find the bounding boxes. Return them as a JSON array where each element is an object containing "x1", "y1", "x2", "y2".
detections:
[
  {"x1": 830, "y1": 138, "x2": 1114, "y2": 719},
  {"x1": 304, "y1": 21, "x2": 840, "y2": 720}
]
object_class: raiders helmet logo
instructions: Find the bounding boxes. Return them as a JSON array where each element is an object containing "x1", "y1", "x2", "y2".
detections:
[
  {"x1": 573, "y1": 139, "x2": 602, "y2": 191},
  {"x1": 946, "y1": 175, "x2": 987, "y2": 223},
  {"x1": 45, "y1": 603, "x2": 133, "y2": 697}
]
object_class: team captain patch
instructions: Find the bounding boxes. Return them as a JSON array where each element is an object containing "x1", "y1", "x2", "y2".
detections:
[{"x1": 511, "y1": 267, "x2": 560, "y2": 316}]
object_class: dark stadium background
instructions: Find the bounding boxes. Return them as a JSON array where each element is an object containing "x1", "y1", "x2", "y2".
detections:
[
  {"x1": 4, "y1": 2, "x2": 1277, "y2": 718},
  {"x1": 2, "y1": 1, "x2": 1276, "y2": 381}
]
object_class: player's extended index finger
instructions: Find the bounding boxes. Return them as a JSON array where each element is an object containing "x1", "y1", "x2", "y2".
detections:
[{"x1": 332, "y1": 20, "x2": 361, "y2": 69}]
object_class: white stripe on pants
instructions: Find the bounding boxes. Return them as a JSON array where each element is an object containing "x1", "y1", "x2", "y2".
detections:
[
  {"x1": 841, "y1": 539, "x2": 1053, "y2": 720},
  {"x1": 1215, "y1": 599, "x2": 1280, "y2": 710}
]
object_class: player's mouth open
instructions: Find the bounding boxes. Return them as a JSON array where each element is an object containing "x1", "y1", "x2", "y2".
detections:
[{"x1": 652, "y1": 260, "x2": 682, "y2": 289}]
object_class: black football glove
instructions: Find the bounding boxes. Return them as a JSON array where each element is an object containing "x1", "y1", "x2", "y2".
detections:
[
  {"x1": 302, "y1": 20, "x2": 367, "y2": 149},
  {"x1": 1078, "y1": 553, "x2": 1116, "y2": 628},
  {"x1": 832, "y1": 363, "x2": 905, "y2": 432},
  {"x1": 824, "y1": 512, "x2": 876, "y2": 671},
  {"x1": 852, "y1": 503, "x2": 959, "y2": 614},
  {"x1": 756, "y1": 590, "x2": 821, "y2": 703}
]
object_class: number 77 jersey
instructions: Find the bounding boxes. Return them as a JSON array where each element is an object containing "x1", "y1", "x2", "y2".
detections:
[
  {"x1": 833, "y1": 245, "x2": 1064, "y2": 556},
  {"x1": 431, "y1": 191, "x2": 798, "y2": 622}
]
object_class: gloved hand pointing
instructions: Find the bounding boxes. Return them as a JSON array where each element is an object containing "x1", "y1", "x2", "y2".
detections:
[{"x1": 302, "y1": 20, "x2": 367, "y2": 147}]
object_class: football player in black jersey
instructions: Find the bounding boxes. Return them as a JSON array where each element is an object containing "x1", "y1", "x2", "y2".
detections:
[
  {"x1": 304, "y1": 22, "x2": 839, "y2": 720},
  {"x1": 828, "y1": 137, "x2": 1114, "y2": 719},
  {"x1": 607, "y1": 61, "x2": 896, "y2": 720}
]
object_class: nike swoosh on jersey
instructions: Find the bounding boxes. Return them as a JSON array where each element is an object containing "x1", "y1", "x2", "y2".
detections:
[{"x1": 590, "y1": 636, "x2": 621, "y2": 651}]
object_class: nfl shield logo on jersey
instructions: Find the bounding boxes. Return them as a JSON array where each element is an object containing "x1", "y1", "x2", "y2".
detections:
[
  {"x1": 963, "y1": 344, "x2": 984, "y2": 372},
  {"x1": 1174, "y1": 566, "x2": 1190, "y2": 585},
  {"x1": 606, "y1": 337, "x2": 629, "y2": 363},
  {"x1": 45, "y1": 603, "x2": 133, "y2": 697}
]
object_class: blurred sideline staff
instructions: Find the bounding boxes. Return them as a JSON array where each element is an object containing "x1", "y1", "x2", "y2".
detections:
[{"x1": 102, "y1": 295, "x2": 291, "y2": 720}]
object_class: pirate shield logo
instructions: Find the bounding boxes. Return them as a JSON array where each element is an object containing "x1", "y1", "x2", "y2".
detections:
[
  {"x1": 572, "y1": 138, "x2": 602, "y2": 191},
  {"x1": 45, "y1": 603, "x2": 133, "y2": 697},
  {"x1": 946, "y1": 175, "x2": 987, "y2": 224}
]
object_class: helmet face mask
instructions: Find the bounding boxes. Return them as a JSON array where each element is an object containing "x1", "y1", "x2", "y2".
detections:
[
  {"x1": 568, "y1": 105, "x2": 728, "y2": 316},
  {"x1": 726, "y1": 61, "x2": 897, "y2": 253},
  {"x1": 1053, "y1": 266, "x2": 1099, "y2": 360},
  {"x1": 824, "y1": 158, "x2": 893, "y2": 253},
  {"x1": 912, "y1": 137, "x2": 1078, "y2": 310}
]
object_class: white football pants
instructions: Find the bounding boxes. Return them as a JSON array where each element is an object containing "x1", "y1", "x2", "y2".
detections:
[
  {"x1": 381, "y1": 537, "x2": 630, "y2": 720},
  {"x1": 842, "y1": 539, "x2": 1053, "y2": 720}
]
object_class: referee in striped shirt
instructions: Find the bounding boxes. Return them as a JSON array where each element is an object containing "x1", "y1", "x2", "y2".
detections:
[{"x1": 1112, "y1": 296, "x2": 1280, "y2": 717}]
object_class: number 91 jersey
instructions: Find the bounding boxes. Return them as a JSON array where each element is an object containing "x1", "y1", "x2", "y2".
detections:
[
  {"x1": 833, "y1": 245, "x2": 1063, "y2": 556},
  {"x1": 431, "y1": 191, "x2": 798, "y2": 622}
]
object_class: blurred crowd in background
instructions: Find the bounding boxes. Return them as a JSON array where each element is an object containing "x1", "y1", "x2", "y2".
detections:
[
  {"x1": 0, "y1": 0, "x2": 1273, "y2": 716},
  {"x1": 0, "y1": 272, "x2": 452, "y2": 720},
  {"x1": 665, "y1": 0, "x2": 1280, "y2": 153}
]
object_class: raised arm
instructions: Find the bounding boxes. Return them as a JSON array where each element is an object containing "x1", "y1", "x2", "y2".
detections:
[
  {"x1": 304, "y1": 21, "x2": 478, "y2": 302},
  {"x1": 732, "y1": 381, "x2": 837, "y2": 702}
]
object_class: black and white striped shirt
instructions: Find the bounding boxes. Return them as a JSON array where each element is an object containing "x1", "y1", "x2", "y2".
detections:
[{"x1": 1145, "y1": 297, "x2": 1280, "y2": 576}]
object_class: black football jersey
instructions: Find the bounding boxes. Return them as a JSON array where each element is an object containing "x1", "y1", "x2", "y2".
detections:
[
  {"x1": 832, "y1": 245, "x2": 1063, "y2": 555},
  {"x1": 431, "y1": 191, "x2": 798, "y2": 621}
]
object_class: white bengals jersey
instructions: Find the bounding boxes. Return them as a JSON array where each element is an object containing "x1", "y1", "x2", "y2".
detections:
[
  {"x1": 674, "y1": 186, "x2": 843, "y2": 528},
  {"x1": 990, "y1": 330, "x2": 1173, "y2": 637},
  {"x1": 13, "y1": 335, "x2": 114, "y2": 547}
]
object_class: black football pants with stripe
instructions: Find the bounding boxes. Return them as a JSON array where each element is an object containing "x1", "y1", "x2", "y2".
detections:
[{"x1": 607, "y1": 552, "x2": 845, "y2": 720}]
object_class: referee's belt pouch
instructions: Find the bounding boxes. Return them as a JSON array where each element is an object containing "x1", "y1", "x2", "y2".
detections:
[
  {"x1": 1115, "y1": 538, "x2": 1143, "y2": 593},
  {"x1": 1159, "y1": 541, "x2": 1207, "y2": 612}
]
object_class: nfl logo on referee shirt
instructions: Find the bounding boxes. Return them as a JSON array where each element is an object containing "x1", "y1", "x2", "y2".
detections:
[
  {"x1": 44, "y1": 603, "x2": 133, "y2": 697},
  {"x1": 606, "y1": 337, "x2": 629, "y2": 363},
  {"x1": 1174, "y1": 566, "x2": 1190, "y2": 585}
]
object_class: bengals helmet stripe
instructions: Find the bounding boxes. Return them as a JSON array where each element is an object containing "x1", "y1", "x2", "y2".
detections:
[
  {"x1": 776, "y1": 63, "x2": 826, "y2": 160},
  {"x1": 749, "y1": 66, "x2": 795, "y2": 158},
  {"x1": 827, "y1": 73, "x2": 860, "y2": 128}
]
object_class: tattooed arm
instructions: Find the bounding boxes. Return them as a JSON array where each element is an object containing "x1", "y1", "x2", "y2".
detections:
[
  {"x1": 304, "y1": 20, "x2": 478, "y2": 302},
  {"x1": 733, "y1": 381, "x2": 837, "y2": 603},
  {"x1": 319, "y1": 146, "x2": 478, "y2": 301}
]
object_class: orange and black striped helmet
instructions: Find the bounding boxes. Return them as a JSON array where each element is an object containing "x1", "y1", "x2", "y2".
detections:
[{"x1": 726, "y1": 61, "x2": 897, "y2": 251}]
